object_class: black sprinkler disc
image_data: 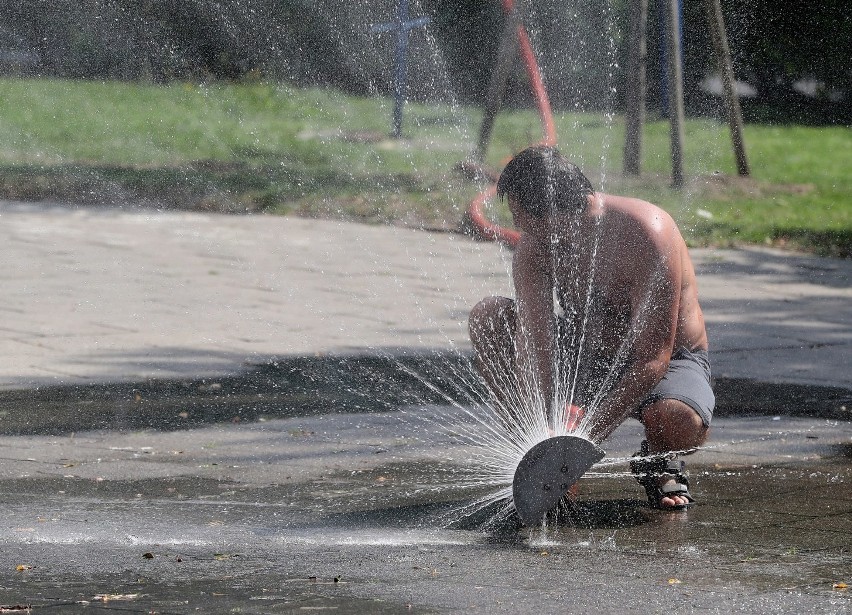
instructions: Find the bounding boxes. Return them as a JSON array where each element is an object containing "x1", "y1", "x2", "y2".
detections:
[{"x1": 512, "y1": 435, "x2": 605, "y2": 526}]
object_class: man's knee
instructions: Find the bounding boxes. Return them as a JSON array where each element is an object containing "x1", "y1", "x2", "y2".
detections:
[
  {"x1": 469, "y1": 296, "x2": 514, "y2": 343},
  {"x1": 642, "y1": 399, "x2": 708, "y2": 452}
]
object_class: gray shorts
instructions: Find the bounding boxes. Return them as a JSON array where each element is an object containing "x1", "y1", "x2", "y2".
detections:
[{"x1": 635, "y1": 348, "x2": 715, "y2": 427}]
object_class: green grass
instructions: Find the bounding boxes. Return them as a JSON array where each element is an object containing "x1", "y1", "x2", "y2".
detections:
[{"x1": 1, "y1": 77, "x2": 850, "y2": 256}]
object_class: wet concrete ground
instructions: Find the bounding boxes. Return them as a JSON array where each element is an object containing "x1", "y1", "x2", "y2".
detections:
[
  {"x1": 1, "y1": 205, "x2": 850, "y2": 612},
  {"x1": 1, "y1": 406, "x2": 850, "y2": 614}
]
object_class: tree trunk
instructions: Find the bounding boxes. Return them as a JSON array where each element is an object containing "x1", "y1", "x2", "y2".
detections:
[
  {"x1": 474, "y1": 4, "x2": 519, "y2": 162},
  {"x1": 705, "y1": 0, "x2": 750, "y2": 176},
  {"x1": 623, "y1": 0, "x2": 649, "y2": 176},
  {"x1": 665, "y1": 0, "x2": 686, "y2": 188}
]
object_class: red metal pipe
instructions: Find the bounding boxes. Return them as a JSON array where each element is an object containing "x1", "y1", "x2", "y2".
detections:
[{"x1": 467, "y1": 0, "x2": 557, "y2": 248}]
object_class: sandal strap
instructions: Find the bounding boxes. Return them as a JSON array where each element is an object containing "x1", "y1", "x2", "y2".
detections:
[
  {"x1": 659, "y1": 476, "x2": 695, "y2": 502},
  {"x1": 629, "y1": 440, "x2": 680, "y2": 477}
]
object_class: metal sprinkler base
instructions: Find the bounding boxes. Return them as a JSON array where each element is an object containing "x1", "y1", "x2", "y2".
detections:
[{"x1": 512, "y1": 435, "x2": 606, "y2": 526}]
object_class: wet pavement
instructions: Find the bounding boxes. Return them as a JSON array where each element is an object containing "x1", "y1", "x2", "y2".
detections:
[
  {"x1": 0, "y1": 202, "x2": 851, "y2": 613},
  {"x1": 1, "y1": 411, "x2": 850, "y2": 613}
]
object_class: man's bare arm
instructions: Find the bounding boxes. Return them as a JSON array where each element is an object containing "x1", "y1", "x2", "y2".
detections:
[
  {"x1": 588, "y1": 238, "x2": 682, "y2": 442},
  {"x1": 512, "y1": 239, "x2": 556, "y2": 415}
]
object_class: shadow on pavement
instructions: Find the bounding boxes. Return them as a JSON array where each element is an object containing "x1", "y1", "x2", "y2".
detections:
[{"x1": 1, "y1": 352, "x2": 850, "y2": 435}]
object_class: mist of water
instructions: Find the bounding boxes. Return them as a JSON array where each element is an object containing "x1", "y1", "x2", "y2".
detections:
[{"x1": 278, "y1": 1, "x2": 645, "y2": 526}]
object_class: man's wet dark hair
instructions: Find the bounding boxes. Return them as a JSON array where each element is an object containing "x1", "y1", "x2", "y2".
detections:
[{"x1": 496, "y1": 146, "x2": 594, "y2": 217}]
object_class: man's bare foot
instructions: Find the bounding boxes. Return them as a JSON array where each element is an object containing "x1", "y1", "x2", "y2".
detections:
[{"x1": 656, "y1": 476, "x2": 693, "y2": 509}]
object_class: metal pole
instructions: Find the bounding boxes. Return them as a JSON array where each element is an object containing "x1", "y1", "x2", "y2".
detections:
[{"x1": 370, "y1": 0, "x2": 430, "y2": 139}]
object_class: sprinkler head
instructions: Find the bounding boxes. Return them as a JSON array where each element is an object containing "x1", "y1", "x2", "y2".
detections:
[{"x1": 512, "y1": 435, "x2": 605, "y2": 526}]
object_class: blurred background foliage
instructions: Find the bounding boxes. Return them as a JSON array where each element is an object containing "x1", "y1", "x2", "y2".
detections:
[{"x1": 0, "y1": 0, "x2": 848, "y2": 124}]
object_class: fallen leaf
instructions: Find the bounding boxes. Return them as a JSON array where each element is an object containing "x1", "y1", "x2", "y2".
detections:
[
  {"x1": 668, "y1": 578, "x2": 682, "y2": 585},
  {"x1": 833, "y1": 582, "x2": 848, "y2": 590},
  {"x1": 92, "y1": 594, "x2": 139, "y2": 602},
  {"x1": 15, "y1": 565, "x2": 33, "y2": 572}
]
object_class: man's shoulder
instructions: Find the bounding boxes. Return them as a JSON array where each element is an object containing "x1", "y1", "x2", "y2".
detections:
[
  {"x1": 600, "y1": 192, "x2": 669, "y2": 218},
  {"x1": 600, "y1": 194, "x2": 675, "y2": 232},
  {"x1": 599, "y1": 193, "x2": 685, "y2": 257}
]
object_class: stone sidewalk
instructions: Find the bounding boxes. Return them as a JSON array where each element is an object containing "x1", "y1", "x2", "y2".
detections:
[{"x1": 1, "y1": 200, "x2": 850, "y2": 399}]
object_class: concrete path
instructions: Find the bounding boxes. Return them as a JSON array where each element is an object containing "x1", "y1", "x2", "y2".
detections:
[{"x1": 2, "y1": 200, "x2": 850, "y2": 395}]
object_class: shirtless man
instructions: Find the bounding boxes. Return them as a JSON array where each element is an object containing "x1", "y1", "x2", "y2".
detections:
[{"x1": 469, "y1": 146, "x2": 714, "y2": 510}]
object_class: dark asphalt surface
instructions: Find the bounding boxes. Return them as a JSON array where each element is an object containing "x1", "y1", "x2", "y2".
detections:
[{"x1": 1, "y1": 408, "x2": 850, "y2": 614}]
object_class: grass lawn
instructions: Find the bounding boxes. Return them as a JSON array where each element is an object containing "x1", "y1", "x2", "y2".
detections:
[{"x1": 1, "y1": 77, "x2": 849, "y2": 256}]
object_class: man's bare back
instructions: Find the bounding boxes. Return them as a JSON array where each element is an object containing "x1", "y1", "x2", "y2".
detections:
[{"x1": 546, "y1": 192, "x2": 708, "y2": 357}]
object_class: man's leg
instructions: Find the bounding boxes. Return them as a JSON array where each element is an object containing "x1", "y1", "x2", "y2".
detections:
[
  {"x1": 641, "y1": 399, "x2": 709, "y2": 508},
  {"x1": 642, "y1": 398, "x2": 709, "y2": 452},
  {"x1": 468, "y1": 296, "x2": 515, "y2": 403}
]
